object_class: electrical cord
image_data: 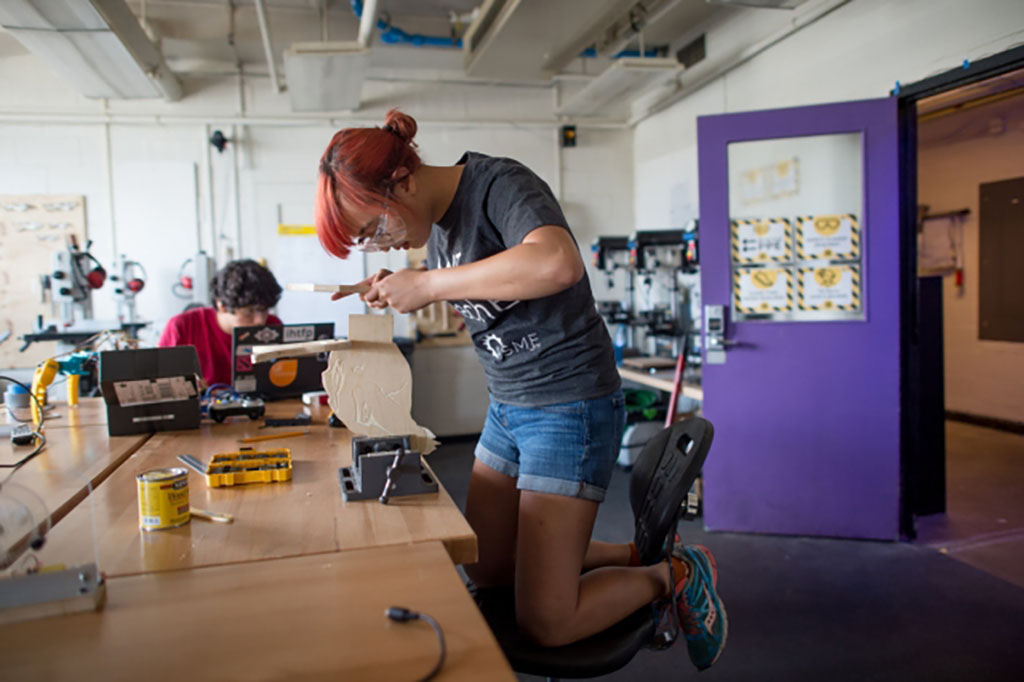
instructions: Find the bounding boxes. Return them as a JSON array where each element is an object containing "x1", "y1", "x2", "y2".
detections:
[
  {"x1": 0, "y1": 375, "x2": 44, "y2": 428},
  {"x1": 386, "y1": 606, "x2": 446, "y2": 682},
  {"x1": 201, "y1": 384, "x2": 241, "y2": 415},
  {"x1": 1, "y1": 431, "x2": 47, "y2": 484},
  {"x1": 0, "y1": 376, "x2": 48, "y2": 484}
]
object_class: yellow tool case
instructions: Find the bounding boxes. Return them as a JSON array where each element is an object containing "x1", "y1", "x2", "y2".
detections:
[{"x1": 179, "y1": 448, "x2": 293, "y2": 487}]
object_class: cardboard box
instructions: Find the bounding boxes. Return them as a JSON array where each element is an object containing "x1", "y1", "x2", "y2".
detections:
[{"x1": 99, "y1": 347, "x2": 201, "y2": 436}]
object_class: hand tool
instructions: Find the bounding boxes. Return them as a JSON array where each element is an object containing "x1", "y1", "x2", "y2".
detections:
[
  {"x1": 286, "y1": 282, "x2": 370, "y2": 295},
  {"x1": 238, "y1": 430, "x2": 306, "y2": 444}
]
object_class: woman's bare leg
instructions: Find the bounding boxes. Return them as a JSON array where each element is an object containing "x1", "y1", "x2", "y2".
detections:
[
  {"x1": 515, "y1": 490, "x2": 671, "y2": 647},
  {"x1": 583, "y1": 541, "x2": 631, "y2": 571},
  {"x1": 463, "y1": 458, "x2": 520, "y2": 587}
]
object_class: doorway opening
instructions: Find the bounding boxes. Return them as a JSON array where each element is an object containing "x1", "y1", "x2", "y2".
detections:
[{"x1": 898, "y1": 46, "x2": 1024, "y2": 588}]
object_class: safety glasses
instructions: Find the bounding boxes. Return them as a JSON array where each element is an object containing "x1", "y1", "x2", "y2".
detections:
[{"x1": 353, "y1": 207, "x2": 408, "y2": 253}]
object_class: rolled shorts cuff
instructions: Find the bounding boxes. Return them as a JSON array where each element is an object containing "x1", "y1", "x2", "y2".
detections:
[
  {"x1": 475, "y1": 443, "x2": 519, "y2": 478},
  {"x1": 517, "y1": 473, "x2": 608, "y2": 502}
]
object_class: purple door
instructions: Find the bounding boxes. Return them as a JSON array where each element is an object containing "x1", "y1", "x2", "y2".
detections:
[{"x1": 698, "y1": 97, "x2": 902, "y2": 540}]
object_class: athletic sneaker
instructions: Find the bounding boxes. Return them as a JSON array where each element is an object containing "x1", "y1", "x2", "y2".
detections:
[{"x1": 676, "y1": 545, "x2": 728, "y2": 670}]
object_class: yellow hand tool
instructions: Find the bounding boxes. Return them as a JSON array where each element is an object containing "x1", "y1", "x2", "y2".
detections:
[{"x1": 238, "y1": 430, "x2": 306, "y2": 444}]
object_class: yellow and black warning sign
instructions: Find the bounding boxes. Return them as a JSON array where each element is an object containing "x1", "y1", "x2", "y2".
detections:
[
  {"x1": 733, "y1": 267, "x2": 794, "y2": 314},
  {"x1": 731, "y1": 218, "x2": 792, "y2": 264},
  {"x1": 795, "y1": 214, "x2": 860, "y2": 261},
  {"x1": 797, "y1": 265, "x2": 860, "y2": 311}
]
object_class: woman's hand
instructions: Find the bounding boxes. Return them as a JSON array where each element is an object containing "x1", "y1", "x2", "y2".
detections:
[
  {"x1": 365, "y1": 268, "x2": 435, "y2": 313},
  {"x1": 331, "y1": 269, "x2": 393, "y2": 301}
]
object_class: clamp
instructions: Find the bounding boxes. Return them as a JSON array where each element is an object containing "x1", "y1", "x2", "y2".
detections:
[{"x1": 338, "y1": 435, "x2": 438, "y2": 504}]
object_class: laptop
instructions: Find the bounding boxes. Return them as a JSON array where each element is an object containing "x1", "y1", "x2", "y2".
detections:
[{"x1": 232, "y1": 322, "x2": 335, "y2": 399}]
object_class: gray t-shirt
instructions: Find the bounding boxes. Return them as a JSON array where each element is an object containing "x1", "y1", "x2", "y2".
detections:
[{"x1": 426, "y1": 151, "x2": 620, "y2": 407}]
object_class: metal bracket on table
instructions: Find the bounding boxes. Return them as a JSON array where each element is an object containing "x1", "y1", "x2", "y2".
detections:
[
  {"x1": 338, "y1": 435, "x2": 438, "y2": 504},
  {"x1": 0, "y1": 563, "x2": 106, "y2": 626}
]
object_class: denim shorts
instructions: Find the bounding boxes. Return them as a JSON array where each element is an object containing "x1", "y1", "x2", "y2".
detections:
[{"x1": 475, "y1": 389, "x2": 626, "y2": 502}]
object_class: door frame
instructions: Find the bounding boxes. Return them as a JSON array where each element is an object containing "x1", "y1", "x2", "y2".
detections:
[{"x1": 895, "y1": 44, "x2": 1024, "y2": 538}]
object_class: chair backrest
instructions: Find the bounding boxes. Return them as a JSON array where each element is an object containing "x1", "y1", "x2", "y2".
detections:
[{"x1": 629, "y1": 417, "x2": 714, "y2": 566}]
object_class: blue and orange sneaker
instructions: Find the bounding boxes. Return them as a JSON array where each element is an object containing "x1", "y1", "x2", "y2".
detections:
[{"x1": 676, "y1": 544, "x2": 727, "y2": 670}]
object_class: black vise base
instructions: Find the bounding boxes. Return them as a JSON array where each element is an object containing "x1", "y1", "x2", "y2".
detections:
[{"x1": 339, "y1": 447, "x2": 439, "y2": 502}]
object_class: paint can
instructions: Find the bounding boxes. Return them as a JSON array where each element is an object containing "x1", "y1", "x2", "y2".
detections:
[{"x1": 137, "y1": 467, "x2": 190, "y2": 531}]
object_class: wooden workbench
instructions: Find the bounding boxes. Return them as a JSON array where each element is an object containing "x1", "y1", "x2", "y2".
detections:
[
  {"x1": 34, "y1": 396, "x2": 109, "y2": 429},
  {"x1": 618, "y1": 366, "x2": 704, "y2": 401},
  {"x1": 36, "y1": 407, "x2": 477, "y2": 576},
  {"x1": 0, "y1": 424, "x2": 150, "y2": 527},
  {"x1": 2, "y1": 399, "x2": 507, "y2": 679},
  {"x1": 0, "y1": 542, "x2": 514, "y2": 681}
]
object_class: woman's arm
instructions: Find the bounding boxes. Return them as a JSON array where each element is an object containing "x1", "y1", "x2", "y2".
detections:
[{"x1": 366, "y1": 226, "x2": 584, "y2": 313}]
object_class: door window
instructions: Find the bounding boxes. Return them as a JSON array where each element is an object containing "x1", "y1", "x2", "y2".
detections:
[{"x1": 727, "y1": 133, "x2": 865, "y2": 322}]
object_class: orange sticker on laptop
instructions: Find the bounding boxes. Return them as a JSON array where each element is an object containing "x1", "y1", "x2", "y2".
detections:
[{"x1": 268, "y1": 359, "x2": 299, "y2": 387}]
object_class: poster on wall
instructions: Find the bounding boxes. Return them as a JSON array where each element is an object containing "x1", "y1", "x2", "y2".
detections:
[
  {"x1": 770, "y1": 157, "x2": 799, "y2": 197},
  {"x1": 797, "y1": 265, "x2": 861, "y2": 312},
  {"x1": 796, "y1": 214, "x2": 860, "y2": 261},
  {"x1": 0, "y1": 194, "x2": 86, "y2": 369},
  {"x1": 738, "y1": 168, "x2": 766, "y2": 204},
  {"x1": 736, "y1": 157, "x2": 800, "y2": 205},
  {"x1": 731, "y1": 218, "x2": 792, "y2": 263},
  {"x1": 733, "y1": 267, "x2": 793, "y2": 314}
]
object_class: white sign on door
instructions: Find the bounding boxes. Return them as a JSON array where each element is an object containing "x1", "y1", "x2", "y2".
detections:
[
  {"x1": 797, "y1": 265, "x2": 860, "y2": 311},
  {"x1": 731, "y1": 218, "x2": 792, "y2": 263},
  {"x1": 796, "y1": 214, "x2": 860, "y2": 260},
  {"x1": 734, "y1": 267, "x2": 793, "y2": 314}
]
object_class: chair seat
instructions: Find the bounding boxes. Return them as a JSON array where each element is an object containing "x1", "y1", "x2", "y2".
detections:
[{"x1": 475, "y1": 586, "x2": 656, "y2": 679}]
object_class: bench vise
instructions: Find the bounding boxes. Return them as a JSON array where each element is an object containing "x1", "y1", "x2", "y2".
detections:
[{"x1": 339, "y1": 435, "x2": 439, "y2": 504}]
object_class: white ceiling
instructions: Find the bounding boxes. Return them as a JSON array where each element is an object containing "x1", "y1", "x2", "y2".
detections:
[
  {"x1": 114, "y1": 0, "x2": 724, "y2": 81},
  {"x1": 0, "y1": 0, "x2": 752, "y2": 116}
]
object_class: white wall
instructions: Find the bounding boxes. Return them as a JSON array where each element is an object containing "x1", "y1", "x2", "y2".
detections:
[
  {"x1": 918, "y1": 98, "x2": 1024, "y2": 423},
  {"x1": 633, "y1": 0, "x2": 1024, "y2": 419},
  {"x1": 0, "y1": 27, "x2": 635, "y2": 366},
  {"x1": 634, "y1": 0, "x2": 1024, "y2": 228}
]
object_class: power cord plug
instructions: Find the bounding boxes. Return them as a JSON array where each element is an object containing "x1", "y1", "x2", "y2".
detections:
[
  {"x1": 386, "y1": 605, "x2": 446, "y2": 681},
  {"x1": 11, "y1": 423, "x2": 35, "y2": 446},
  {"x1": 386, "y1": 606, "x2": 418, "y2": 622}
]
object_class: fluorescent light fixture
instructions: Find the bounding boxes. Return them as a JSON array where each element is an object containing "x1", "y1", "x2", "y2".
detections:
[
  {"x1": 556, "y1": 57, "x2": 682, "y2": 119},
  {"x1": 283, "y1": 42, "x2": 370, "y2": 113},
  {"x1": 0, "y1": 0, "x2": 181, "y2": 100}
]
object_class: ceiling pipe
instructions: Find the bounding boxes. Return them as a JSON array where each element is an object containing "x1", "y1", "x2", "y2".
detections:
[
  {"x1": 0, "y1": 110, "x2": 629, "y2": 130},
  {"x1": 630, "y1": 0, "x2": 851, "y2": 126},
  {"x1": 357, "y1": 0, "x2": 379, "y2": 48},
  {"x1": 253, "y1": 0, "x2": 282, "y2": 92}
]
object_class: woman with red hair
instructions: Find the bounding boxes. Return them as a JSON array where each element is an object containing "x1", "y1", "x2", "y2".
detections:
[{"x1": 315, "y1": 110, "x2": 726, "y2": 669}]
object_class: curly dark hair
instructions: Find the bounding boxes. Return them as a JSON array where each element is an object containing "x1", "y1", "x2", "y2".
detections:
[{"x1": 210, "y1": 259, "x2": 282, "y2": 311}]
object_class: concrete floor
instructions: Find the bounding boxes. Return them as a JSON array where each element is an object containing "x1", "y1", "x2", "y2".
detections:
[{"x1": 916, "y1": 421, "x2": 1024, "y2": 588}]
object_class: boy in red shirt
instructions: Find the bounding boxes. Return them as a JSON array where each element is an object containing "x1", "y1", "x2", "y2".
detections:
[{"x1": 158, "y1": 259, "x2": 283, "y2": 387}]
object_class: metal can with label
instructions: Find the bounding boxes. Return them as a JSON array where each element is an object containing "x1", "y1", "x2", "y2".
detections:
[{"x1": 137, "y1": 468, "x2": 190, "y2": 531}]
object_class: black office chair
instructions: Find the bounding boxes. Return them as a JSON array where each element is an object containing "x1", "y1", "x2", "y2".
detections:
[{"x1": 475, "y1": 417, "x2": 715, "y2": 680}]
